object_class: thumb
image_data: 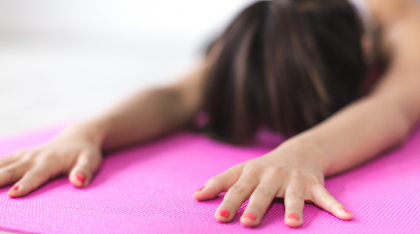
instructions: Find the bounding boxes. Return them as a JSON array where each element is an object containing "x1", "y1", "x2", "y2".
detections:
[
  {"x1": 194, "y1": 163, "x2": 243, "y2": 201},
  {"x1": 69, "y1": 151, "x2": 102, "y2": 188}
]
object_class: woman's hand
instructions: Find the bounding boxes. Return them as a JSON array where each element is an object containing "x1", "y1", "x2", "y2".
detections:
[
  {"x1": 0, "y1": 127, "x2": 103, "y2": 198},
  {"x1": 193, "y1": 140, "x2": 353, "y2": 227}
]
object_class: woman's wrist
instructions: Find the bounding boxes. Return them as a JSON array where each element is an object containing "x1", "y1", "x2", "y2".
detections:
[
  {"x1": 57, "y1": 118, "x2": 111, "y2": 148},
  {"x1": 277, "y1": 135, "x2": 332, "y2": 174}
]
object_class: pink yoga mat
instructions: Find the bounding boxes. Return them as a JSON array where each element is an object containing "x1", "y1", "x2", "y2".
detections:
[{"x1": 0, "y1": 125, "x2": 420, "y2": 234}]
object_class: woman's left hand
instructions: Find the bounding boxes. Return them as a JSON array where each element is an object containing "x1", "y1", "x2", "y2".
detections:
[{"x1": 193, "y1": 140, "x2": 353, "y2": 227}]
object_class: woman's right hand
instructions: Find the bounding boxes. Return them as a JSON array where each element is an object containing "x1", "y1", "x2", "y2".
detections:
[{"x1": 0, "y1": 127, "x2": 103, "y2": 198}]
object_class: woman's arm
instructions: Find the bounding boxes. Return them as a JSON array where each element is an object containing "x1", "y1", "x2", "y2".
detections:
[
  {"x1": 74, "y1": 61, "x2": 206, "y2": 151},
  {"x1": 194, "y1": 0, "x2": 420, "y2": 228},
  {"x1": 296, "y1": 0, "x2": 420, "y2": 176},
  {"x1": 2, "y1": 61, "x2": 206, "y2": 198}
]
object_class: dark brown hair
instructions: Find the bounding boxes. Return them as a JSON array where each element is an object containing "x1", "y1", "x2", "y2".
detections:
[{"x1": 202, "y1": 0, "x2": 366, "y2": 144}]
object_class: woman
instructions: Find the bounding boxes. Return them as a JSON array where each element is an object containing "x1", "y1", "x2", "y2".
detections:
[{"x1": 2, "y1": 0, "x2": 420, "y2": 228}]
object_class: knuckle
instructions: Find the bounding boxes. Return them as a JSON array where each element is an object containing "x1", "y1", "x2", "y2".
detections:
[
  {"x1": 11, "y1": 160, "x2": 30, "y2": 171},
  {"x1": 287, "y1": 189, "x2": 303, "y2": 199},
  {"x1": 20, "y1": 153, "x2": 34, "y2": 162},
  {"x1": 3, "y1": 164, "x2": 22, "y2": 181},
  {"x1": 21, "y1": 152, "x2": 37, "y2": 161},
  {"x1": 307, "y1": 175, "x2": 323, "y2": 187},
  {"x1": 323, "y1": 198, "x2": 339, "y2": 211},
  {"x1": 253, "y1": 186, "x2": 272, "y2": 197},
  {"x1": 44, "y1": 154, "x2": 57, "y2": 161},
  {"x1": 320, "y1": 191, "x2": 334, "y2": 201},
  {"x1": 32, "y1": 165, "x2": 56, "y2": 179},
  {"x1": 290, "y1": 171, "x2": 302, "y2": 181},
  {"x1": 221, "y1": 199, "x2": 236, "y2": 209},
  {"x1": 228, "y1": 184, "x2": 246, "y2": 195},
  {"x1": 245, "y1": 165, "x2": 263, "y2": 176},
  {"x1": 266, "y1": 166, "x2": 286, "y2": 177},
  {"x1": 29, "y1": 170, "x2": 45, "y2": 179},
  {"x1": 37, "y1": 153, "x2": 60, "y2": 165},
  {"x1": 207, "y1": 176, "x2": 221, "y2": 185}
]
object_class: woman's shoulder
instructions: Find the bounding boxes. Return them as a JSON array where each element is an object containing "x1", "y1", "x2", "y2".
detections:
[
  {"x1": 365, "y1": 0, "x2": 420, "y2": 59},
  {"x1": 367, "y1": 0, "x2": 420, "y2": 26}
]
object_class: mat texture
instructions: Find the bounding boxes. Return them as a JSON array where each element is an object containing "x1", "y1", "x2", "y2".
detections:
[{"x1": 0, "y1": 125, "x2": 419, "y2": 234}]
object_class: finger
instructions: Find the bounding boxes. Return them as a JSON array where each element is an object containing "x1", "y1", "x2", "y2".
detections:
[
  {"x1": 0, "y1": 153, "x2": 21, "y2": 168},
  {"x1": 311, "y1": 183, "x2": 353, "y2": 220},
  {"x1": 0, "y1": 160, "x2": 30, "y2": 188},
  {"x1": 284, "y1": 182, "x2": 305, "y2": 228},
  {"x1": 194, "y1": 164, "x2": 243, "y2": 201},
  {"x1": 7, "y1": 164, "x2": 52, "y2": 198},
  {"x1": 240, "y1": 174, "x2": 282, "y2": 227},
  {"x1": 69, "y1": 151, "x2": 102, "y2": 188},
  {"x1": 215, "y1": 167, "x2": 260, "y2": 222}
]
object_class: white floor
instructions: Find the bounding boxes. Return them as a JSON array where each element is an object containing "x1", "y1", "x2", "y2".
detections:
[{"x1": 0, "y1": 32, "x2": 205, "y2": 234}]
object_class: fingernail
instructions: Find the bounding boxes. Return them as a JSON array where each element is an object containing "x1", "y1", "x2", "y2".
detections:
[
  {"x1": 75, "y1": 173, "x2": 86, "y2": 185},
  {"x1": 244, "y1": 213, "x2": 257, "y2": 221},
  {"x1": 196, "y1": 186, "x2": 206, "y2": 192},
  {"x1": 341, "y1": 208, "x2": 351, "y2": 214},
  {"x1": 218, "y1": 209, "x2": 230, "y2": 218},
  {"x1": 288, "y1": 213, "x2": 299, "y2": 220},
  {"x1": 9, "y1": 185, "x2": 19, "y2": 191}
]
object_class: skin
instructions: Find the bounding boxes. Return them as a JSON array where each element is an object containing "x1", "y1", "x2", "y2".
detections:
[{"x1": 2, "y1": 0, "x2": 420, "y2": 228}]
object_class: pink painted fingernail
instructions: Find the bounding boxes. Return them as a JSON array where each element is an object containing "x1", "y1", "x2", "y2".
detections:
[
  {"x1": 218, "y1": 209, "x2": 230, "y2": 218},
  {"x1": 196, "y1": 186, "x2": 206, "y2": 192},
  {"x1": 288, "y1": 213, "x2": 299, "y2": 220},
  {"x1": 244, "y1": 213, "x2": 257, "y2": 220},
  {"x1": 9, "y1": 185, "x2": 19, "y2": 191},
  {"x1": 341, "y1": 208, "x2": 351, "y2": 213},
  {"x1": 75, "y1": 173, "x2": 86, "y2": 185}
]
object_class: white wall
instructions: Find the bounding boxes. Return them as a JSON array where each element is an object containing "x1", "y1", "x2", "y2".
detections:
[
  {"x1": 0, "y1": 0, "x2": 255, "y2": 136},
  {"x1": 0, "y1": 0, "x2": 253, "y2": 36}
]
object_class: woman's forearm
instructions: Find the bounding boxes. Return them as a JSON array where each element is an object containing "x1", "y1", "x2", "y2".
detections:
[
  {"x1": 291, "y1": 93, "x2": 416, "y2": 176},
  {"x1": 284, "y1": 0, "x2": 420, "y2": 177},
  {"x1": 58, "y1": 88, "x2": 189, "y2": 151},
  {"x1": 97, "y1": 88, "x2": 193, "y2": 150},
  {"x1": 59, "y1": 64, "x2": 205, "y2": 151}
]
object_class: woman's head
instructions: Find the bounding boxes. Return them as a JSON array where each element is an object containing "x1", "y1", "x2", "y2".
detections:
[{"x1": 203, "y1": 0, "x2": 366, "y2": 144}]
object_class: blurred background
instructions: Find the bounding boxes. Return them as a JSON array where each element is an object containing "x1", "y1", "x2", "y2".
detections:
[{"x1": 0, "y1": 0, "x2": 254, "y2": 137}]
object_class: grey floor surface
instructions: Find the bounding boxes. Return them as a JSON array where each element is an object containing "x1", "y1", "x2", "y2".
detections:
[{"x1": 0, "y1": 32, "x2": 202, "y2": 233}]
